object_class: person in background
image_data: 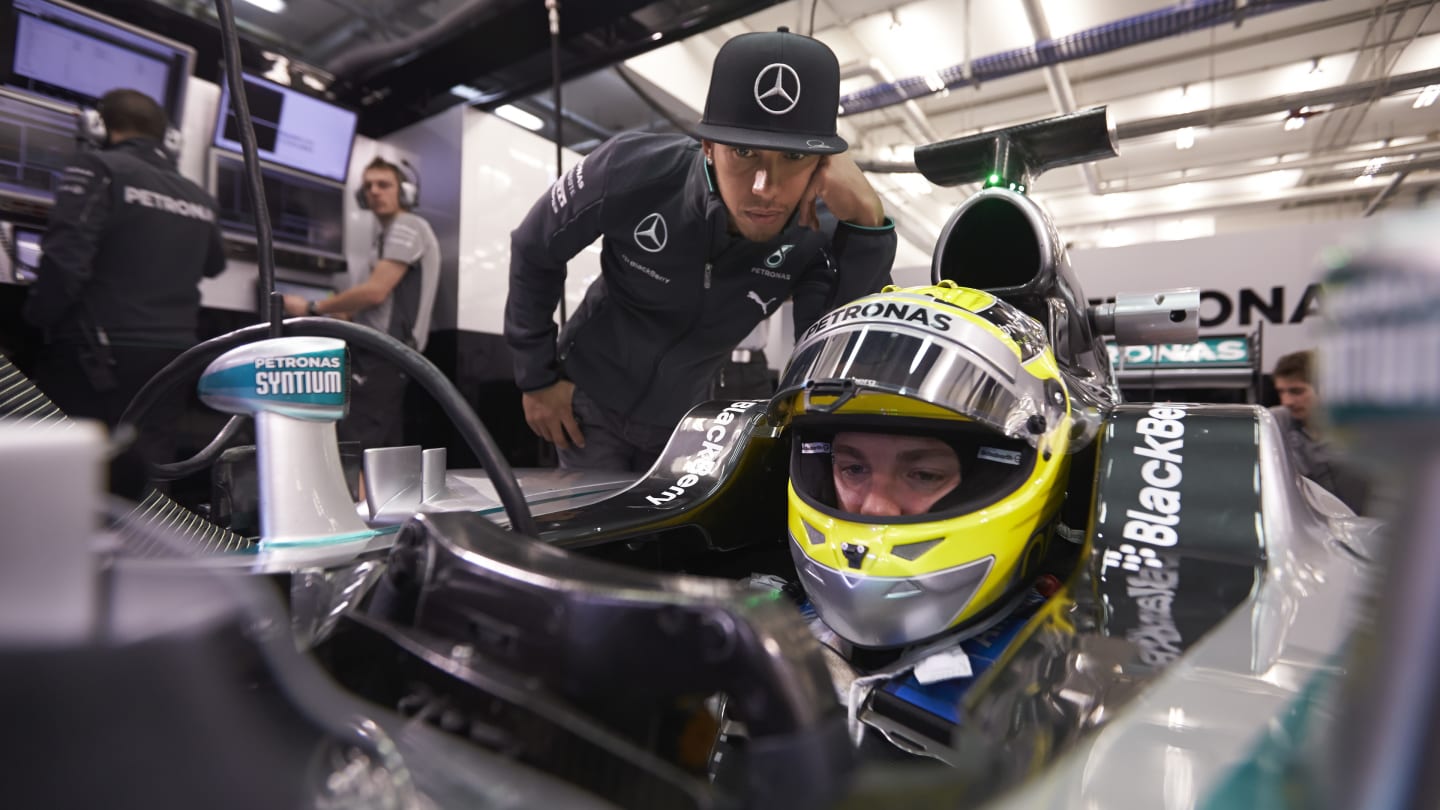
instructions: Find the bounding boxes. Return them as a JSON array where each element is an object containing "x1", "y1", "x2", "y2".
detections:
[
  {"x1": 1270, "y1": 349, "x2": 1370, "y2": 513},
  {"x1": 23, "y1": 88, "x2": 225, "y2": 494},
  {"x1": 283, "y1": 156, "x2": 440, "y2": 452},
  {"x1": 505, "y1": 27, "x2": 897, "y2": 473}
]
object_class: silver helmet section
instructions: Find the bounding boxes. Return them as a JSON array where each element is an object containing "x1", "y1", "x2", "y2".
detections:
[{"x1": 777, "y1": 291, "x2": 1067, "y2": 448}]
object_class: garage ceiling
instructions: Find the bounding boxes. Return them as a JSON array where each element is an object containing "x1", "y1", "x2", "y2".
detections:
[
  {"x1": 610, "y1": 0, "x2": 1440, "y2": 252},
  {"x1": 109, "y1": 0, "x2": 1440, "y2": 251}
]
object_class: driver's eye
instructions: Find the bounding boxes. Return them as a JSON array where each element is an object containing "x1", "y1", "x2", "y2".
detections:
[
  {"x1": 907, "y1": 469, "x2": 957, "y2": 489},
  {"x1": 784, "y1": 152, "x2": 806, "y2": 161},
  {"x1": 733, "y1": 147, "x2": 755, "y2": 159}
]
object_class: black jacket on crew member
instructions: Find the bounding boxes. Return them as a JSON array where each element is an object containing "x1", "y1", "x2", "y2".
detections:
[
  {"x1": 23, "y1": 137, "x2": 226, "y2": 348},
  {"x1": 505, "y1": 132, "x2": 897, "y2": 429},
  {"x1": 22, "y1": 136, "x2": 226, "y2": 496}
]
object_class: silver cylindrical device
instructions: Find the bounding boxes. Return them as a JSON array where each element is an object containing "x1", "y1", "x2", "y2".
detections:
[{"x1": 1090, "y1": 287, "x2": 1201, "y2": 345}]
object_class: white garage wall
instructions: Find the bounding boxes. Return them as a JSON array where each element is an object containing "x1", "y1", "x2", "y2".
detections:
[
  {"x1": 455, "y1": 109, "x2": 600, "y2": 335},
  {"x1": 1069, "y1": 216, "x2": 1384, "y2": 371}
]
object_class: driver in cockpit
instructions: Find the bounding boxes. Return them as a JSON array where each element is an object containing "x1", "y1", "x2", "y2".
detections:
[{"x1": 775, "y1": 282, "x2": 1073, "y2": 653}]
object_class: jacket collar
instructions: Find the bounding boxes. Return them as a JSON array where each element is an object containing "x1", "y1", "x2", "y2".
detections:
[
  {"x1": 683, "y1": 146, "x2": 732, "y2": 256},
  {"x1": 109, "y1": 137, "x2": 176, "y2": 169}
]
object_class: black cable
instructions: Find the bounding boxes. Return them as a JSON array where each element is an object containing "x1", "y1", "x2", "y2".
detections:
[
  {"x1": 212, "y1": 0, "x2": 280, "y2": 338},
  {"x1": 149, "y1": 415, "x2": 247, "y2": 481},
  {"x1": 116, "y1": 318, "x2": 540, "y2": 537},
  {"x1": 546, "y1": 0, "x2": 567, "y2": 327},
  {"x1": 807, "y1": 0, "x2": 820, "y2": 35}
]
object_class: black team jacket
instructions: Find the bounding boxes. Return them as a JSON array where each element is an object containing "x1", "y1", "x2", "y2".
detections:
[
  {"x1": 23, "y1": 137, "x2": 225, "y2": 348},
  {"x1": 505, "y1": 132, "x2": 897, "y2": 428}
]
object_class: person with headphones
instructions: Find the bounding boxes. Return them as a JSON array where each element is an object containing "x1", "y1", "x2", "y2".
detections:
[
  {"x1": 505, "y1": 28, "x2": 897, "y2": 472},
  {"x1": 23, "y1": 87, "x2": 225, "y2": 495},
  {"x1": 282, "y1": 155, "x2": 440, "y2": 452}
]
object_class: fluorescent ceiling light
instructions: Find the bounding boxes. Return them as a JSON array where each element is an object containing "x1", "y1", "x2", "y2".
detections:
[
  {"x1": 495, "y1": 104, "x2": 544, "y2": 131},
  {"x1": 1175, "y1": 127, "x2": 1195, "y2": 150},
  {"x1": 449, "y1": 84, "x2": 484, "y2": 102},
  {"x1": 241, "y1": 0, "x2": 286, "y2": 13},
  {"x1": 1415, "y1": 85, "x2": 1439, "y2": 109}
]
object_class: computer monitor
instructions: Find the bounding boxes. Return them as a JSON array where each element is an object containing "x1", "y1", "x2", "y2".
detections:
[
  {"x1": 211, "y1": 151, "x2": 345, "y2": 261},
  {"x1": 10, "y1": 226, "x2": 43, "y2": 283},
  {"x1": 213, "y1": 72, "x2": 358, "y2": 183},
  {"x1": 0, "y1": 0, "x2": 195, "y2": 124},
  {"x1": 0, "y1": 88, "x2": 76, "y2": 219}
]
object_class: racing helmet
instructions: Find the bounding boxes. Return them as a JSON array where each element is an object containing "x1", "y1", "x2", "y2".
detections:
[{"x1": 776, "y1": 282, "x2": 1072, "y2": 648}]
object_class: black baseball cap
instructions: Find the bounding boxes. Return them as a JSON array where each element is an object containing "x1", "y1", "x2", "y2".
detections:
[{"x1": 694, "y1": 27, "x2": 848, "y2": 155}]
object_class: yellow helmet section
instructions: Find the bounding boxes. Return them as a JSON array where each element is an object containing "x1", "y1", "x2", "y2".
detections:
[{"x1": 782, "y1": 282, "x2": 1074, "y2": 649}]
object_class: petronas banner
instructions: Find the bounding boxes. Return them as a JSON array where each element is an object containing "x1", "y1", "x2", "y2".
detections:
[{"x1": 1107, "y1": 335, "x2": 1252, "y2": 369}]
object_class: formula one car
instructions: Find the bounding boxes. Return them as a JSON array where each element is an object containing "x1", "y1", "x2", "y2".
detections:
[{"x1": 0, "y1": 108, "x2": 1379, "y2": 810}]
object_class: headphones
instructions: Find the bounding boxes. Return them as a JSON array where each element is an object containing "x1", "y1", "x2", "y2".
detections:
[
  {"x1": 356, "y1": 157, "x2": 421, "y2": 210},
  {"x1": 78, "y1": 106, "x2": 184, "y2": 161}
]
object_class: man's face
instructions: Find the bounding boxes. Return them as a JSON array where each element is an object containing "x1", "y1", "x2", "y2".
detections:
[
  {"x1": 705, "y1": 141, "x2": 820, "y2": 242},
  {"x1": 361, "y1": 167, "x2": 402, "y2": 217},
  {"x1": 831, "y1": 432, "x2": 962, "y2": 517},
  {"x1": 1275, "y1": 375, "x2": 1318, "y2": 424}
]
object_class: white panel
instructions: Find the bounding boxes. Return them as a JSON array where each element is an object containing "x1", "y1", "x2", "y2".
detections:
[
  {"x1": 0, "y1": 421, "x2": 105, "y2": 644},
  {"x1": 177, "y1": 76, "x2": 218, "y2": 187},
  {"x1": 1070, "y1": 217, "x2": 1380, "y2": 370},
  {"x1": 197, "y1": 257, "x2": 260, "y2": 312},
  {"x1": 456, "y1": 109, "x2": 600, "y2": 335}
]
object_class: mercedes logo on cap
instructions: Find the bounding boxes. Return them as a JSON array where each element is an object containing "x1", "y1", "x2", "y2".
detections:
[
  {"x1": 633, "y1": 212, "x2": 668, "y2": 253},
  {"x1": 754, "y1": 63, "x2": 801, "y2": 115}
]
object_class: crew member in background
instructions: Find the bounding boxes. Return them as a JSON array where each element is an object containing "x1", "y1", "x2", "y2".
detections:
[
  {"x1": 506, "y1": 27, "x2": 897, "y2": 472},
  {"x1": 23, "y1": 88, "x2": 225, "y2": 494},
  {"x1": 1269, "y1": 349, "x2": 1370, "y2": 513},
  {"x1": 283, "y1": 156, "x2": 440, "y2": 452}
]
